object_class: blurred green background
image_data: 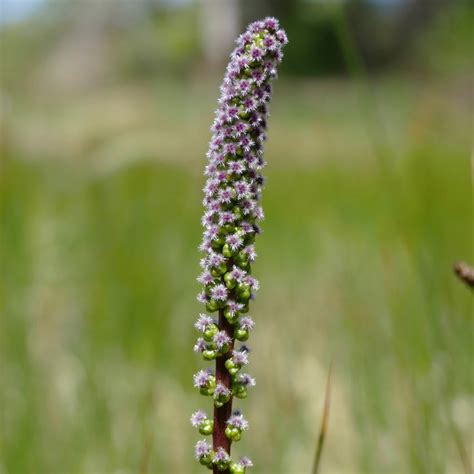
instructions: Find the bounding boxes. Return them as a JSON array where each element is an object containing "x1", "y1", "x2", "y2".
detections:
[{"x1": 0, "y1": 0, "x2": 472, "y2": 473}]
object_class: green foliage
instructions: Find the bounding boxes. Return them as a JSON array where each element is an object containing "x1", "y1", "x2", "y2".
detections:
[
  {"x1": 114, "y1": 7, "x2": 200, "y2": 80},
  {"x1": 415, "y1": 2, "x2": 474, "y2": 75},
  {"x1": 280, "y1": 5, "x2": 347, "y2": 75},
  {"x1": 1, "y1": 0, "x2": 470, "y2": 83},
  {"x1": 1, "y1": 77, "x2": 471, "y2": 472},
  {"x1": 0, "y1": 2, "x2": 472, "y2": 471}
]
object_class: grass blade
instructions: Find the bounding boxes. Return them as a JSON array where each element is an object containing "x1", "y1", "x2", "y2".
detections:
[
  {"x1": 453, "y1": 261, "x2": 474, "y2": 288},
  {"x1": 312, "y1": 362, "x2": 333, "y2": 474}
]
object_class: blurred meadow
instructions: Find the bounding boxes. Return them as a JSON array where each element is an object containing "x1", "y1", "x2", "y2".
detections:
[{"x1": 0, "y1": 1, "x2": 473, "y2": 473}]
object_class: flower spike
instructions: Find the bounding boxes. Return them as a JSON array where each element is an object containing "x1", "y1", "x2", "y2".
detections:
[{"x1": 192, "y1": 17, "x2": 286, "y2": 472}]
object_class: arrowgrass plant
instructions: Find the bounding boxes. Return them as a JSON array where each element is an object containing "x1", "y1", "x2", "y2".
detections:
[{"x1": 191, "y1": 18, "x2": 287, "y2": 473}]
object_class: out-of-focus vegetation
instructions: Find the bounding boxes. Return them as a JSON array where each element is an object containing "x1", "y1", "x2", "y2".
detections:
[{"x1": 0, "y1": 1, "x2": 472, "y2": 473}]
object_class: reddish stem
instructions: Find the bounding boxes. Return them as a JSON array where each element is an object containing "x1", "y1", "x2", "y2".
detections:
[{"x1": 212, "y1": 308, "x2": 234, "y2": 474}]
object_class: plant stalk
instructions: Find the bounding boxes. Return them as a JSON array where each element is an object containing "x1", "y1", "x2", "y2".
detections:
[{"x1": 212, "y1": 308, "x2": 234, "y2": 474}]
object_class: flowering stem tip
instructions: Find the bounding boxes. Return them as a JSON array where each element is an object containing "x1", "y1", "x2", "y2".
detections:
[{"x1": 192, "y1": 17, "x2": 287, "y2": 473}]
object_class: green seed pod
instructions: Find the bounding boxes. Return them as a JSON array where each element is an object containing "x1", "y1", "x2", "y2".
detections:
[
  {"x1": 217, "y1": 459, "x2": 231, "y2": 471},
  {"x1": 203, "y1": 324, "x2": 219, "y2": 341},
  {"x1": 224, "y1": 308, "x2": 239, "y2": 324},
  {"x1": 236, "y1": 282, "x2": 250, "y2": 295},
  {"x1": 199, "y1": 453, "x2": 213, "y2": 466},
  {"x1": 230, "y1": 463, "x2": 245, "y2": 474},
  {"x1": 244, "y1": 233, "x2": 255, "y2": 245},
  {"x1": 240, "y1": 304, "x2": 249, "y2": 314},
  {"x1": 225, "y1": 426, "x2": 233, "y2": 439},
  {"x1": 221, "y1": 343, "x2": 230, "y2": 355},
  {"x1": 235, "y1": 254, "x2": 249, "y2": 269},
  {"x1": 225, "y1": 313, "x2": 239, "y2": 325},
  {"x1": 206, "y1": 300, "x2": 219, "y2": 313},
  {"x1": 228, "y1": 366, "x2": 239, "y2": 376},
  {"x1": 211, "y1": 239, "x2": 224, "y2": 250},
  {"x1": 224, "y1": 272, "x2": 237, "y2": 289},
  {"x1": 200, "y1": 386, "x2": 213, "y2": 396},
  {"x1": 232, "y1": 206, "x2": 242, "y2": 221},
  {"x1": 222, "y1": 243, "x2": 233, "y2": 258},
  {"x1": 225, "y1": 359, "x2": 240, "y2": 375},
  {"x1": 237, "y1": 289, "x2": 251, "y2": 302},
  {"x1": 234, "y1": 251, "x2": 247, "y2": 264},
  {"x1": 235, "y1": 386, "x2": 247, "y2": 399},
  {"x1": 231, "y1": 428, "x2": 241, "y2": 441},
  {"x1": 217, "y1": 262, "x2": 228, "y2": 275},
  {"x1": 223, "y1": 224, "x2": 235, "y2": 234},
  {"x1": 210, "y1": 268, "x2": 221, "y2": 278},
  {"x1": 234, "y1": 328, "x2": 249, "y2": 342},
  {"x1": 199, "y1": 420, "x2": 214, "y2": 436},
  {"x1": 211, "y1": 241, "x2": 222, "y2": 251},
  {"x1": 203, "y1": 350, "x2": 217, "y2": 360},
  {"x1": 213, "y1": 389, "x2": 231, "y2": 407}
]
